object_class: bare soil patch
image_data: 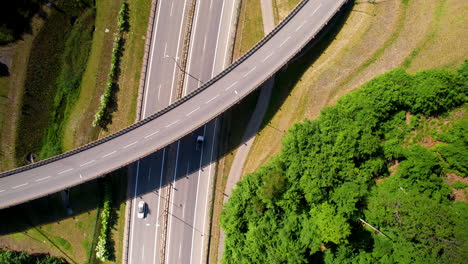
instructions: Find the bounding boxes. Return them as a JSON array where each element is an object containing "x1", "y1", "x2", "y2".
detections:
[{"x1": 447, "y1": 173, "x2": 468, "y2": 202}]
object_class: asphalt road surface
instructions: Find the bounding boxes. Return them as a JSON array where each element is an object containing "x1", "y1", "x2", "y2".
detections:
[
  {"x1": 127, "y1": 0, "x2": 188, "y2": 263},
  {"x1": 164, "y1": 0, "x2": 237, "y2": 263},
  {"x1": 0, "y1": 0, "x2": 349, "y2": 210},
  {"x1": 128, "y1": 0, "x2": 237, "y2": 263}
]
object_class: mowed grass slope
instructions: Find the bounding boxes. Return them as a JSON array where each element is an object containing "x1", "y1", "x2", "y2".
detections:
[
  {"x1": 100, "y1": 0, "x2": 152, "y2": 136},
  {"x1": 62, "y1": 0, "x2": 122, "y2": 150},
  {"x1": 243, "y1": 0, "x2": 468, "y2": 175},
  {"x1": 63, "y1": 0, "x2": 151, "y2": 146},
  {"x1": 233, "y1": 0, "x2": 264, "y2": 59}
]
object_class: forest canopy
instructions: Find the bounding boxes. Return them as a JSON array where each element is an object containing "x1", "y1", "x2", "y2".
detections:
[{"x1": 221, "y1": 61, "x2": 468, "y2": 263}]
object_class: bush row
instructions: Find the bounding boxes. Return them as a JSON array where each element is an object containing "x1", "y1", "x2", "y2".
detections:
[
  {"x1": 92, "y1": 1, "x2": 129, "y2": 128},
  {"x1": 95, "y1": 182, "x2": 112, "y2": 261}
]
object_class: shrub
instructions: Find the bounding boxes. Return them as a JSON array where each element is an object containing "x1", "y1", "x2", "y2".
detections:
[
  {"x1": 93, "y1": 1, "x2": 129, "y2": 128},
  {"x1": 95, "y1": 182, "x2": 112, "y2": 261}
]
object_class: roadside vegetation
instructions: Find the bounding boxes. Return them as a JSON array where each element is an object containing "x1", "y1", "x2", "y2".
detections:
[
  {"x1": 209, "y1": 2, "x2": 302, "y2": 261},
  {"x1": 0, "y1": 1, "x2": 45, "y2": 45},
  {"x1": 93, "y1": 2, "x2": 129, "y2": 129},
  {"x1": 14, "y1": 0, "x2": 95, "y2": 164},
  {"x1": 221, "y1": 63, "x2": 467, "y2": 263},
  {"x1": 0, "y1": 250, "x2": 65, "y2": 264},
  {"x1": 211, "y1": 0, "x2": 468, "y2": 261},
  {"x1": 243, "y1": 0, "x2": 468, "y2": 176},
  {"x1": 0, "y1": 0, "x2": 146, "y2": 262}
]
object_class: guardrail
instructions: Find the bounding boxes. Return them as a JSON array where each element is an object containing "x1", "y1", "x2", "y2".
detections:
[{"x1": 0, "y1": 0, "x2": 313, "y2": 177}]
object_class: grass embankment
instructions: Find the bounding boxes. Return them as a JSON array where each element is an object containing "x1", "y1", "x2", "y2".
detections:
[
  {"x1": 232, "y1": 0, "x2": 264, "y2": 59},
  {"x1": 14, "y1": 0, "x2": 95, "y2": 164},
  {"x1": 272, "y1": 0, "x2": 301, "y2": 24},
  {"x1": 243, "y1": 0, "x2": 468, "y2": 175},
  {"x1": 62, "y1": 0, "x2": 122, "y2": 150},
  {"x1": 64, "y1": 0, "x2": 151, "y2": 147}
]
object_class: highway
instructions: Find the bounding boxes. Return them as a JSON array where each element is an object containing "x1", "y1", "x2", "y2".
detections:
[
  {"x1": 127, "y1": 0, "x2": 237, "y2": 263},
  {"x1": 127, "y1": 0, "x2": 189, "y2": 263},
  {"x1": 164, "y1": 0, "x2": 237, "y2": 263},
  {"x1": 0, "y1": 0, "x2": 349, "y2": 210}
]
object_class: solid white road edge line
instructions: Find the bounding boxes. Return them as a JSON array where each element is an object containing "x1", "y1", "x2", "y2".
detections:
[
  {"x1": 128, "y1": 161, "x2": 141, "y2": 264},
  {"x1": 211, "y1": 0, "x2": 226, "y2": 77},
  {"x1": 142, "y1": 0, "x2": 164, "y2": 118},
  {"x1": 199, "y1": 119, "x2": 218, "y2": 264},
  {"x1": 169, "y1": 0, "x2": 188, "y2": 105},
  {"x1": 183, "y1": 0, "x2": 203, "y2": 96}
]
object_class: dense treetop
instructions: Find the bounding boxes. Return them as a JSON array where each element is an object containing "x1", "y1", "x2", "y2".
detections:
[{"x1": 221, "y1": 61, "x2": 467, "y2": 263}]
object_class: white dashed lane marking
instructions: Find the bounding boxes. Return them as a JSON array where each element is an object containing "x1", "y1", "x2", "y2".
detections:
[
  {"x1": 205, "y1": 94, "x2": 219, "y2": 104},
  {"x1": 144, "y1": 130, "x2": 160, "y2": 139},
  {"x1": 58, "y1": 168, "x2": 73, "y2": 175},
  {"x1": 185, "y1": 107, "x2": 200, "y2": 117},
  {"x1": 0, "y1": 190, "x2": 5, "y2": 193},
  {"x1": 242, "y1": 66, "x2": 256, "y2": 77},
  {"x1": 124, "y1": 141, "x2": 138, "y2": 149},
  {"x1": 12, "y1": 183, "x2": 29, "y2": 189},
  {"x1": 165, "y1": 120, "x2": 179, "y2": 128},
  {"x1": 262, "y1": 52, "x2": 274, "y2": 62},
  {"x1": 35, "y1": 176, "x2": 51, "y2": 182},
  {"x1": 280, "y1": 36, "x2": 291, "y2": 47},
  {"x1": 225, "y1": 81, "x2": 238, "y2": 91},
  {"x1": 102, "y1": 150, "x2": 117, "y2": 158},
  {"x1": 311, "y1": 4, "x2": 322, "y2": 17},
  {"x1": 295, "y1": 20, "x2": 307, "y2": 32},
  {"x1": 80, "y1": 160, "x2": 96, "y2": 167}
]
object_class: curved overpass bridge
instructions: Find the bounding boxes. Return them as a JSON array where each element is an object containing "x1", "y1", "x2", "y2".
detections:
[{"x1": 0, "y1": 0, "x2": 349, "y2": 208}]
